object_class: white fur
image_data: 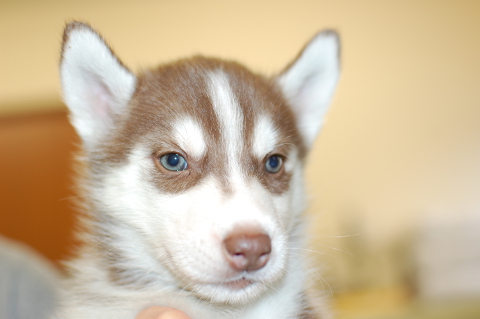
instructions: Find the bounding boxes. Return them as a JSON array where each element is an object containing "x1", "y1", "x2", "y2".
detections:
[
  {"x1": 207, "y1": 71, "x2": 244, "y2": 173},
  {"x1": 253, "y1": 116, "x2": 278, "y2": 158},
  {"x1": 173, "y1": 118, "x2": 207, "y2": 159},
  {"x1": 277, "y1": 31, "x2": 340, "y2": 148},
  {"x1": 59, "y1": 143, "x2": 301, "y2": 318}
]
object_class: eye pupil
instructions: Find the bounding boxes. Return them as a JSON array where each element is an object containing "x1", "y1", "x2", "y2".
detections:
[
  {"x1": 167, "y1": 154, "x2": 180, "y2": 166},
  {"x1": 269, "y1": 156, "x2": 279, "y2": 168},
  {"x1": 159, "y1": 153, "x2": 187, "y2": 171}
]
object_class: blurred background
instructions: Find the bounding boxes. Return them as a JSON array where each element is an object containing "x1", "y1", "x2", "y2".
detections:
[{"x1": 1, "y1": 1, "x2": 480, "y2": 318}]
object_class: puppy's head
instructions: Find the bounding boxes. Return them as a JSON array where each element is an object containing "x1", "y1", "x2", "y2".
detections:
[{"x1": 60, "y1": 22, "x2": 339, "y2": 305}]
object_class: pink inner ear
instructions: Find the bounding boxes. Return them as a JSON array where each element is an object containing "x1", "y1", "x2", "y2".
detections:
[{"x1": 88, "y1": 77, "x2": 114, "y2": 123}]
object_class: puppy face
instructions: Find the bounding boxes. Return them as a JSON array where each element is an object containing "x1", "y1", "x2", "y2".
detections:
[
  {"x1": 60, "y1": 22, "x2": 339, "y2": 305},
  {"x1": 92, "y1": 59, "x2": 307, "y2": 304}
]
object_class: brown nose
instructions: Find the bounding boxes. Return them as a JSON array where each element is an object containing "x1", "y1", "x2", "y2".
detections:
[{"x1": 223, "y1": 231, "x2": 271, "y2": 272}]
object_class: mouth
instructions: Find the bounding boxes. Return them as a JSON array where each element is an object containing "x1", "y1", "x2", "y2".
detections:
[{"x1": 224, "y1": 277, "x2": 254, "y2": 290}]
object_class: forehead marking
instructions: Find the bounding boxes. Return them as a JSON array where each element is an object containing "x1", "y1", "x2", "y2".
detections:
[
  {"x1": 253, "y1": 115, "x2": 279, "y2": 158},
  {"x1": 172, "y1": 117, "x2": 207, "y2": 159},
  {"x1": 206, "y1": 71, "x2": 244, "y2": 172}
]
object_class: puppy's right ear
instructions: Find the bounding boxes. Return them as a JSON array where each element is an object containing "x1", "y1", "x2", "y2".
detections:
[{"x1": 60, "y1": 22, "x2": 136, "y2": 150}]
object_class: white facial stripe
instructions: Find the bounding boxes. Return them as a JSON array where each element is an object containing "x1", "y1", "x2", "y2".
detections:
[
  {"x1": 207, "y1": 71, "x2": 243, "y2": 171},
  {"x1": 173, "y1": 117, "x2": 206, "y2": 159},
  {"x1": 253, "y1": 116, "x2": 278, "y2": 158}
]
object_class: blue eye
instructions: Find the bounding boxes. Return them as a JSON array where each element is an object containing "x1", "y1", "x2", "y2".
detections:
[
  {"x1": 160, "y1": 153, "x2": 188, "y2": 171},
  {"x1": 265, "y1": 155, "x2": 283, "y2": 174}
]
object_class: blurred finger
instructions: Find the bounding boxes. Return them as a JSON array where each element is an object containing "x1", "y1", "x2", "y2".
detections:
[{"x1": 136, "y1": 306, "x2": 191, "y2": 319}]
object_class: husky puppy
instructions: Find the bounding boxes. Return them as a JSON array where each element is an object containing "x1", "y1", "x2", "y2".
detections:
[{"x1": 55, "y1": 22, "x2": 340, "y2": 319}]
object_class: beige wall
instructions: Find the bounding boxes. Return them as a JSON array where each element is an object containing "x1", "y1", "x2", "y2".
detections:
[{"x1": 2, "y1": 0, "x2": 480, "y2": 291}]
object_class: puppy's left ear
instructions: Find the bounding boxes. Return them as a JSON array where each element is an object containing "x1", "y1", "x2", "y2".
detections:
[
  {"x1": 277, "y1": 31, "x2": 340, "y2": 148},
  {"x1": 60, "y1": 22, "x2": 136, "y2": 151}
]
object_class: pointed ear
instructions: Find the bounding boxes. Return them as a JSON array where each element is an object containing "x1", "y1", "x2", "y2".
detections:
[
  {"x1": 277, "y1": 30, "x2": 340, "y2": 148},
  {"x1": 60, "y1": 22, "x2": 136, "y2": 150}
]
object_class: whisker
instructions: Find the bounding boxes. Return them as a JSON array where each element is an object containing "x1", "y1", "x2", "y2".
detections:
[
  {"x1": 290, "y1": 244, "x2": 353, "y2": 257},
  {"x1": 310, "y1": 267, "x2": 333, "y2": 297},
  {"x1": 316, "y1": 234, "x2": 358, "y2": 238}
]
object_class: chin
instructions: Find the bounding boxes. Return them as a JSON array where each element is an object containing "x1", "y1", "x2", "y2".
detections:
[{"x1": 191, "y1": 278, "x2": 273, "y2": 305}]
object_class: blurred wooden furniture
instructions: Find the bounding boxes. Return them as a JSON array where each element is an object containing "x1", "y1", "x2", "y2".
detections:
[{"x1": 0, "y1": 109, "x2": 78, "y2": 267}]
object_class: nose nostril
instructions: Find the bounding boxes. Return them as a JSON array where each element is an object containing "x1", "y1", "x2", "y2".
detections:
[{"x1": 223, "y1": 231, "x2": 272, "y2": 272}]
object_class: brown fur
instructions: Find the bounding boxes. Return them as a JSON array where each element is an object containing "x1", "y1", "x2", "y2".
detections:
[{"x1": 89, "y1": 56, "x2": 305, "y2": 195}]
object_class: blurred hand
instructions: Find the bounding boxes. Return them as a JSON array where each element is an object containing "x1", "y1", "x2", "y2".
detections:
[{"x1": 136, "y1": 307, "x2": 191, "y2": 319}]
